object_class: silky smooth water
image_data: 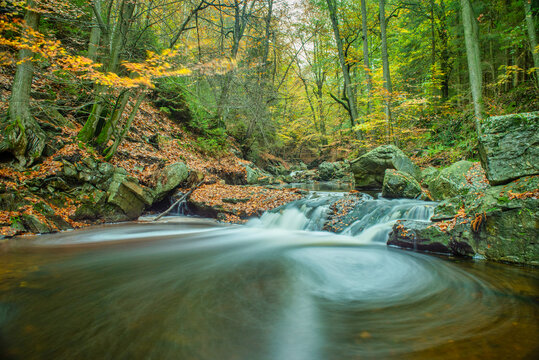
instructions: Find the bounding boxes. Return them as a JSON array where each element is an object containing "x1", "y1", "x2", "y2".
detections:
[{"x1": 0, "y1": 206, "x2": 538, "y2": 359}]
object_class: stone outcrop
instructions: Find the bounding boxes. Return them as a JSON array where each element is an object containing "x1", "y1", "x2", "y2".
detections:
[
  {"x1": 1, "y1": 157, "x2": 192, "y2": 235},
  {"x1": 244, "y1": 165, "x2": 276, "y2": 185},
  {"x1": 350, "y1": 145, "x2": 420, "y2": 189},
  {"x1": 479, "y1": 112, "x2": 539, "y2": 185},
  {"x1": 389, "y1": 175, "x2": 539, "y2": 265}
]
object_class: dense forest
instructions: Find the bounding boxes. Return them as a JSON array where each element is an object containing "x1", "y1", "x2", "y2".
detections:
[{"x1": 0, "y1": 0, "x2": 537, "y2": 167}]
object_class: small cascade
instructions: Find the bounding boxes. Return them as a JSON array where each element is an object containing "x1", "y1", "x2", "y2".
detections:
[
  {"x1": 249, "y1": 192, "x2": 435, "y2": 244},
  {"x1": 168, "y1": 191, "x2": 189, "y2": 215}
]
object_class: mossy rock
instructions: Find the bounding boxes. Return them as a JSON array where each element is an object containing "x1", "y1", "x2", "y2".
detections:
[
  {"x1": 350, "y1": 145, "x2": 420, "y2": 190},
  {"x1": 479, "y1": 112, "x2": 539, "y2": 185},
  {"x1": 382, "y1": 169, "x2": 422, "y2": 199}
]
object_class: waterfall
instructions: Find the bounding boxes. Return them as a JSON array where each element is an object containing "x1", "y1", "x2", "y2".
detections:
[{"x1": 249, "y1": 192, "x2": 435, "y2": 243}]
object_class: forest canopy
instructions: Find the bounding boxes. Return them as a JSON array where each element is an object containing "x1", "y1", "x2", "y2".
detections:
[{"x1": 0, "y1": 0, "x2": 537, "y2": 167}]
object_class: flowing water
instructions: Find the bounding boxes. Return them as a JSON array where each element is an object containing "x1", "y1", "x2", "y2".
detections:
[{"x1": 0, "y1": 193, "x2": 538, "y2": 359}]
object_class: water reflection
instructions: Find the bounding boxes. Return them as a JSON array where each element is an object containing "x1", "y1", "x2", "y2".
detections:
[{"x1": 0, "y1": 220, "x2": 538, "y2": 360}]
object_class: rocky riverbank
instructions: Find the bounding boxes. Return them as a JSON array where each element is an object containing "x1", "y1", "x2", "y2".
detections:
[
  {"x1": 368, "y1": 112, "x2": 538, "y2": 266},
  {"x1": 0, "y1": 100, "x2": 305, "y2": 237}
]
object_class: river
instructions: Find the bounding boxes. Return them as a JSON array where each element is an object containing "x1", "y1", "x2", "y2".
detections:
[{"x1": 0, "y1": 190, "x2": 538, "y2": 359}]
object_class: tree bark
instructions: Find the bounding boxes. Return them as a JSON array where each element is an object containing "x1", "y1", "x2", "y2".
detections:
[
  {"x1": 360, "y1": 0, "x2": 372, "y2": 112},
  {"x1": 379, "y1": 0, "x2": 393, "y2": 142},
  {"x1": 523, "y1": 0, "x2": 539, "y2": 87},
  {"x1": 326, "y1": 0, "x2": 359, "y2": 130},
  {"x1": 460, "y1": 0, "x2": 483, "y2": 134},
  {"x1": 0, "y1": 1, "x2": 45, "y2": 166},
  {"x1": 88, "y1": 0, "x2": 102, "y2": 61},
  {"x1": 438, "y1": 0, "x2": 451, "y2": 100}
]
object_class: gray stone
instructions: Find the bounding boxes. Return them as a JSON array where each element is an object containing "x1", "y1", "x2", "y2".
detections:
[
  {"x1": 245, "y1": 165, "x2": 259, "y2": 184},
  {"x1": 479, "y1": 112, "x2": 539, "y2": 185},
  {"x1": 420, "y1": 167, "x2": 439, "y2": 184},
  {"x1": 62, "y1": 161, "x2": 78, "y2": 178},
  {"x1": 98, "y1": 162, "x2": 115, "y2": 177},
  {"x1": 350, "y1": 145, "x2": 420, "y2": 189},
  {"x1": 382, "y1": 169, "x2": 423, "y2": 199}
]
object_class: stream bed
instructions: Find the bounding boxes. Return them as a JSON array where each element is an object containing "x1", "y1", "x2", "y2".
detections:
[{"x1": 0, "y1": 193, "x2": 538, "y2": 359}]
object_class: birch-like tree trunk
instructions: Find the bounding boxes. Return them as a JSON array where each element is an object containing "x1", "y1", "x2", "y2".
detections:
[{"x1": 460, "y1": 0, "x2": 483, "y2": 135}]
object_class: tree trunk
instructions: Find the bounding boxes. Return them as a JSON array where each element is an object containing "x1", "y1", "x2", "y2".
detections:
[
  {"x1": 79, "y1": 0, "x2": 136, "y2": 143},
  {"x1": 379, "y1": 0, "x2": 393, "y2": 143},
  {"x1": 439, "y1": 0, "x2": 451, "y2": 100},
  {"x1": 88, "y1": 0, "x2": 101, "y2": 61},
  {"x1": 107, "y1": 0, "x2": 136, "y2": 73},
  {"x1": 430, "y1": 0, "x2": 436, "y2": 97},
  {"x1": 523, "y1": 0, "x2": 539, "y2": 87},
  {"x1": 326, "y1": 0, "x2": 359, "y2": 130},
  {"x1": 360, "y1": 0, "x2": 372, "y2": 112},
  {"x1": 262, "y1": 0, "x2": 273, "y2": 78},
  {"x1": 104, "y1": 93, "x2": 145, "y2": 160},
  {"x1": 0, "y1": 1, "x2": 45, "y2": 166},
  {"x1": 460, "y1": 0, "x2": 483, "y2": 134},
  {"x1": 217, "y1": 0, "x2": 253, "y2": 124}
]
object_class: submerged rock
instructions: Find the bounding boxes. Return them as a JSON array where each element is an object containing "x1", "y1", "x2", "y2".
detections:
[
  {"x1": 350, "y1": 145, "x2": 420, "y2": 190},
  {"x1": 382, "y1": 169, "x2": 422, "y2": 199},
  {"x1": 479, "y1": 112, "x2": 539, "y2": 185}
]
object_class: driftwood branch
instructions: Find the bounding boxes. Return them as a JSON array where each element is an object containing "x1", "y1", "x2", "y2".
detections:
[{"x1": 153, "y1": 180, "x2": 204, "y2": 221}]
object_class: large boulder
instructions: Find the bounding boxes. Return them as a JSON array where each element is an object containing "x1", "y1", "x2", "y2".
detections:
[
  {"x1": 479, "y1": 112, "x2": 539, "y2": 185},
  {"x1": 389, "y1": 175, "x2": 539, "y2": 265},
  {"x1": 467, "y1": 175, "x2": 539, "y2": 264},
  {"x1": 154, "y1": 162, "x2": 189, "y2": 201},
  {"x1": 107, "y1": 173, "x2": 153, "y2": 219},
  {"x1": 426, "y1": 161, "x2": 488, "y2": 200},
  {"x1": 382, "y1": 169, "x2": 423, "y2": 199},
  {"x1": 350, "y1": 145, "x2": 420, "y2": 189}
]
